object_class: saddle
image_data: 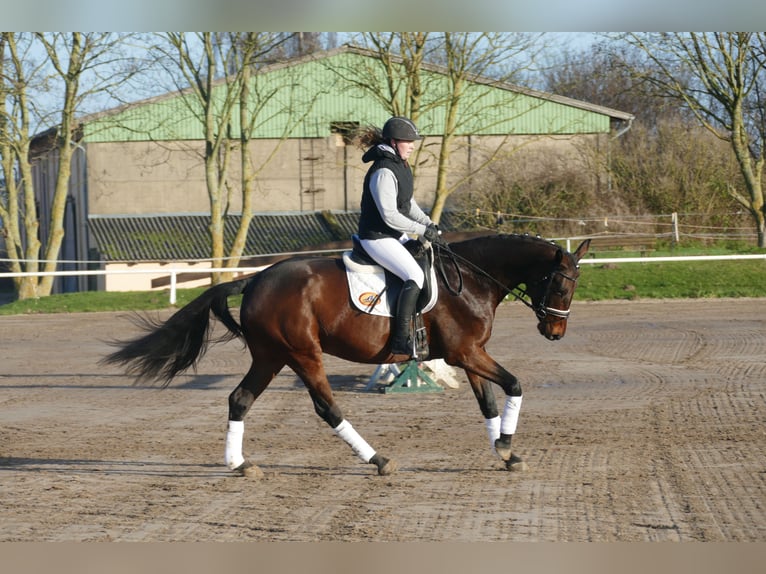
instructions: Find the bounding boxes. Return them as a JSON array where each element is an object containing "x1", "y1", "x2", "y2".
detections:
[{"x1": 342, "y1": 235, "x2": 438, "y2": 318}]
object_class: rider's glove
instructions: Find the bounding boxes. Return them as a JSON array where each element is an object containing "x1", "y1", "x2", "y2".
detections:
[{"x1": 422, "y1": 223, "x2": 441, "y2": 243}]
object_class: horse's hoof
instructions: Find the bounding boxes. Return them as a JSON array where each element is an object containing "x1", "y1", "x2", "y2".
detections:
[
  {"x1": 505, "y1": 454, "x2": 528, "y2": 472},
  {"x1": 378, "y1": 458, "x2": 398, "y2": 476},
  {"x1": 371, "y1": 454, "x2": 398, "y2": 476},
  {"x1": 233, "y1": 460, "x2": 264, "y2": 479},
  {"x1": 494, "y1": 437, "x2": 512, "y2": 461}
]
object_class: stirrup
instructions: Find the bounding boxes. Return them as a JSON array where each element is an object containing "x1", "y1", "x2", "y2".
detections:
[
  {"x1": 391, "y1": 336, "x2": 415, "y2": 357},
  {"x1": 414, "y1": 313, "x2": 429, "y2": 357}
]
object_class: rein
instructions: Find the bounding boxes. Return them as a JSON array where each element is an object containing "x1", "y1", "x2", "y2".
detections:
[
  {"x1": 433, "y1": 241, "x2": 577, "y2": 320},
  {"x1": 433, "y1": 242, "x2": 464, "y2": 296}
]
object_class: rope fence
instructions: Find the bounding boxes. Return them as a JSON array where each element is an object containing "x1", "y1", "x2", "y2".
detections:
[
  {"x1": 462, "y1": 210, "x2": 760, "y2": 243},
  {"x1": 2, "y1": 211, "x2": 764, "y2": 304}
]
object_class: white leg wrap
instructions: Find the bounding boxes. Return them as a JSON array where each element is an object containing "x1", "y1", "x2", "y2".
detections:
[
  {"x1": 500, "y1": 395, "x2": 523, "y2": 435},
  {"x1": 484, "y1": 416, "x2": 500, "y2": 449},
  {"x1": 225, "y1": 420, "x2": 246, "y2": 470},
  {"x1": 485, "y1": 416, "x2": 501, "y2": 453},
  {"x1": 333, "y1": 419, "x2": 376, "y2": 463}
]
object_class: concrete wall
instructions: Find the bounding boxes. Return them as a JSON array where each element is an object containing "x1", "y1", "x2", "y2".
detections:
[
  {"x1": 86, "y1": 136, "x2": 352, "y2": 215},
  {"x1": 84, "y1": 132, "x2": 604, "y2": 217},
  {"x1": 104, "y1": 261, "x2": 263, "y2": 292}
]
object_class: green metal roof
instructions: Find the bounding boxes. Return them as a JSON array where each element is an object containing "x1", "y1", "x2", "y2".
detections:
[
  {"x1": 80, "y1": 45, "x2": 632, "y2": 143},
  {"x1": 87, "y1": 210, "x2": 473, "y2": 262},
  {"x1": 88, "y1": 212, "x2": 355, "y2": 262}
]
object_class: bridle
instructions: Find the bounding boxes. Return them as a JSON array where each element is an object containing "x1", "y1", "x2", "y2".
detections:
[
  {"x1": 433, "y1": 241, "x2": 578, "y2": 321},
  {"x1": 530, "y1": 268, "x2": 579, "y2": 320}
]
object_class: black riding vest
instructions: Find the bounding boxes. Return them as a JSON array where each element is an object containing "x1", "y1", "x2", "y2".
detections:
[{"x1": 358, "y1": 145, "x2": 415, "y2": 240}]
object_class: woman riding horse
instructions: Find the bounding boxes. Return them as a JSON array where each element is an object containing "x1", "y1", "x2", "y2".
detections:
[
  {"x1": 356, "y1": 116, "x2": 443, "y2": 358},
  {"x1": 104, "y1": 231, "x2": 590, "y2": 477}
]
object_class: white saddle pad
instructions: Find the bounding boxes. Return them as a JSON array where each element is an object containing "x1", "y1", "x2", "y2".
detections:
[{"x1": 342, "y1": 251, "x2": 438, "y2": 317}]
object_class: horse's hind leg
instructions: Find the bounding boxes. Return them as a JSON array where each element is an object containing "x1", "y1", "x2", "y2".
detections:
[
  {"x1": 225, "y1": 359, "x2": 284, "y2": 477},
  {"x1": 291, "y1": 354, "x2": 398, "y2": 476}
]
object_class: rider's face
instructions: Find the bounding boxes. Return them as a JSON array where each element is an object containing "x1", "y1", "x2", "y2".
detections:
[{"x1": 392, "y1": 139, "x2": 416, "y2": 161}]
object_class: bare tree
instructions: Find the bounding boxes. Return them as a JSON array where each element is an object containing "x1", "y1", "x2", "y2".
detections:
[
  {"x1": 430, "y1": 32, "x2": 541, "y2": 222},
  {"x1": 359, "y1": 32, "x2": 434, "y2": 121},
  {"x1": 279, "y1": 32, "x2": 337, "y2": 59},
  {"x1": 155, "y1": 32, "x2": 316, "y2": 283},
  {"x1": 0, "y1": 32, "x2": 142, "y2": 299},
  {"x1": 342, "y1": 32, "x2": 541, "y2": 223},
  {"x1": 624, "y1": 32, "x2": 766, "y2": 246},
  {"x1": 541, "y1": 39, "x2": 686, "y2": 129},
  {"x1": 1, "y1": 33, "x2": 40, "y2": 300},
  {"x1": 542, "y1": 39, "x2": 742, "y2": 223}
]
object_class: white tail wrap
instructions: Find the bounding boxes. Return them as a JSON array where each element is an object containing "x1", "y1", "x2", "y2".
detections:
[
  {"x1": 500, "y1": 395, "x2": 523, "y2": 435},
  {"x1": 333, "y1": 419, "x2": 376, "y2": 463},
  {"x1": 225, "y1": 420, "x2": 246, "y2": 469}
]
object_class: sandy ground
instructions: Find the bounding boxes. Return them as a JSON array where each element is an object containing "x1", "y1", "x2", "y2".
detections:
[{"x1": 1, "y1": 298, "x2": 765, "y2": 542}]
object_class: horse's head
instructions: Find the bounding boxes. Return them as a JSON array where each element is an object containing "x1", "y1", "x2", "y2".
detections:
[
  {"x1": 527, "y1": 239, "x2": 590, "y2": 340},
  {"x1": 439, "y1": 234, "x2": 591, "y2": 340}
]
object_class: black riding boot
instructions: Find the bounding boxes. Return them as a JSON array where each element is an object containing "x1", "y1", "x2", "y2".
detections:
[{"x1": 390, "y1": 279, "x2": 421, "y2": 356}]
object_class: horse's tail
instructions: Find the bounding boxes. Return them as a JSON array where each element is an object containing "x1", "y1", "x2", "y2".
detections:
[{"x1": 101, "y1": 278, "x2": 250, "y2": 387}]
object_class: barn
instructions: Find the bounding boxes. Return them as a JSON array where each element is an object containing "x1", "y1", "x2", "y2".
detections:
[{"x1": 28, "y1": 45, "x2": 633, "y2": 293}]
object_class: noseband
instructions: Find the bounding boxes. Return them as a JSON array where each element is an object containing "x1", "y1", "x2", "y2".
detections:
[{"x1": 532, "y1": 268, "x2": 579, "y2": 321}]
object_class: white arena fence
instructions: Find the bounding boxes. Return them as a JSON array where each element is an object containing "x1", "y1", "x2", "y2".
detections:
[
  {"x1": 3, "y1": 250, "x2": 765, "y2": 306},
  {"x1": 1, "y1": 266, "x2": 269, "y2": 305}
]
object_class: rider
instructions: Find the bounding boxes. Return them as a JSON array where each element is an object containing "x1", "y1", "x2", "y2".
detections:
[{"x1": 356, "y1": 116, "x2": 442, "y2": 357}]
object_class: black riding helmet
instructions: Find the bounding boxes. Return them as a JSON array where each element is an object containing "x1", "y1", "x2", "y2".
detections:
[{"x1": 381, "y1": 116, "x2": 422, "y2": 141}]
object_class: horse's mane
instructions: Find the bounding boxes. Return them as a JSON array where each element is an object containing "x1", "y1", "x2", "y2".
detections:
[{"x1": 451, "y1": 232, "x2": 561, "y2": 254}]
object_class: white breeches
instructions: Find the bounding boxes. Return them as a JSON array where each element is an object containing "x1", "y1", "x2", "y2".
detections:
[{"x1": 359, "y1": 236, "x2": 425, "y2": 288}]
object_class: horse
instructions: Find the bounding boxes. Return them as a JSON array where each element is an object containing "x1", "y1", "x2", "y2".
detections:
[{"x1": 103, "y1": 234, "x2": 590, "y2": 476}]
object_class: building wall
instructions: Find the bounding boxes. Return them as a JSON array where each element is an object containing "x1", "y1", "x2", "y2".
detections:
[
  {"x1": 85, "y1": 132, "x2": 602, "y2": 217},
  {"x1": 27, "y1": 145, "x2": 92, "y2": 293},
  {"x1": 103, "y1": 261, "x2": 263, "y2": 292}
]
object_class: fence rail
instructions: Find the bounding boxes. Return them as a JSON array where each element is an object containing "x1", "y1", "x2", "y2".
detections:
[
  {"x1": 3, "y1": 252, "x2": 765, "y2": 305},
  {"x1": 1, "y1": 266, "x2": 268, "y2": 305}
]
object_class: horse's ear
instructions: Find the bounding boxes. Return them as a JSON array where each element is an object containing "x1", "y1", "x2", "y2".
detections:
[{"x1": 573, "y1": 239, "x2": 591, "y2": 261}]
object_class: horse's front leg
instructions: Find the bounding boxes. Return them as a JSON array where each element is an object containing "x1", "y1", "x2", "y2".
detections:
[
  {"x1": 461, "y1": 351, "x2": 528, "y2": 471},
  {"x1": 465, "y1": 372, "x2": 501, "y2": 456}
]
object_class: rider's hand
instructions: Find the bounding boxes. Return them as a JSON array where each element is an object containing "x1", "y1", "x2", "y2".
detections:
[{"x1": 422, "y1": 223, "x2": 441, "y2": 243}]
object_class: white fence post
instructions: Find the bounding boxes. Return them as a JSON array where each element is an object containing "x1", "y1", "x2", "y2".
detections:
[{"x1": 169, "y1": 271, "x2": 177, "y2": 305}]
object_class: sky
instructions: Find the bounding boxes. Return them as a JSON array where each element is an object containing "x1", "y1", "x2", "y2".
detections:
[{"x1": 4, "y1": 0, "x2": 766, "y2": 32}]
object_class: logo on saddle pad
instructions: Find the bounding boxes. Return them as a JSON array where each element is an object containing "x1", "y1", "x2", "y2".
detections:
[
  {"x1": 342, "y1": 251, "x2": 438, "y2": 317},
  {"x1": 358, "y1": 291, "x2": 383, "y2": 308}
]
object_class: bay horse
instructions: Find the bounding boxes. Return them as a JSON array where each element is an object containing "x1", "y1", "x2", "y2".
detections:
[{"x1": 103, "y1": 234, "x2": 590, "y2": 476}]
